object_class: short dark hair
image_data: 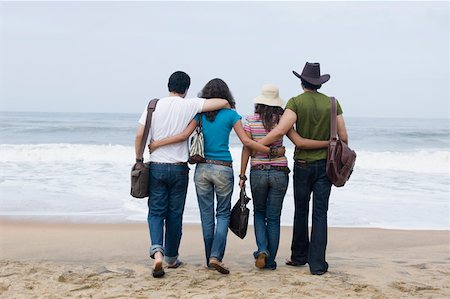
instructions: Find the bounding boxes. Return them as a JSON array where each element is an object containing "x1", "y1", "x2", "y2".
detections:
[
  {"x1": 168, "y1": 71, "x2": 191, "y2": 94},
  {"x1": 301, "y1": 79, "x2": 321, "y2": 90}
]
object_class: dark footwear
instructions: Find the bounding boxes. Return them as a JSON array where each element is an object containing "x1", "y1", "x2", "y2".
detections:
[
  {"x1": 285, "y1": 259, "x2": 307, "y2": 267},
  {"x1": 152, "y1": 260, "x2": 165, "y2": 278},
  {"x1": 167, "y1": 259, "x2": 183, "y2": 269},
  {"x1": 311, "y1": 270, "x2": 327, "y2": 275},
  {"x1": 209, "y1": 258, "x2": 230, "y2": 274},
  {"x1": 255, "y1": 253, "x2": 267, "y2": 269}
]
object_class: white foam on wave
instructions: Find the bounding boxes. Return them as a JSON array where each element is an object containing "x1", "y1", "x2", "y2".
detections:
[
  {"x1": 2, "y1": 144, "x2": 448, "y2": 174},
  {"x1": 0, "y1": 143, "x2": 135, "y2": 163},
  {"x1": 1, "y1": 143, "x2": 449, "y2": 228},
  {"x1": 229, "y1": 146, "x2": 450, "y2": 174}
]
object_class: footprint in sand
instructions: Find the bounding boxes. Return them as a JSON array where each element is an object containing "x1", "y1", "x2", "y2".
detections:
[
  {"x1": 391, "y1": 281, "x2": 440, "y2": 293},
  {"x1": 409, "y1": 263, "x2": 427, "y2": 269}
]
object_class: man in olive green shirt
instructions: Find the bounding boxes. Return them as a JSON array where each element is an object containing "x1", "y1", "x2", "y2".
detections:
[{"x1": 258, "y1": 62, "x2": 348, "y2": 275}]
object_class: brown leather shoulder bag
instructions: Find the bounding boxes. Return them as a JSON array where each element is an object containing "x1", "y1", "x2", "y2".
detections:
[
  {"x1": 326, "y1": 97, "x2": 356, "y2": 187},
  {"x1": 130, "y1": 98, "x2": 159, "y2": 198}
]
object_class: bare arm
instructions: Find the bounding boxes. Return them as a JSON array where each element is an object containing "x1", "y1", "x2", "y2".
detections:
[
  {"x1": 234, "y1": 121, "x2": 272, "y2": 154},
  {"x1": 337, "y1": 114, "x2": 349, "y2": 144},
  {"x1": 149, "y1": 119, "x2": 198, "y2": 152},
  {"x1": 286, "y1": 128, "x2": 329, "y2": 149},
  {"x1": 200, "y1": 99, "x2": 231, "y2": 112},
  {"x1": 258, "y1": 109, "x2": 297, "y2": 145},
  {"x1": 135, "y1": 124, "x2": 145, "y2": 159},
  {"x1": 239, "y1": 131, "x2": 253, "y2": 188}
]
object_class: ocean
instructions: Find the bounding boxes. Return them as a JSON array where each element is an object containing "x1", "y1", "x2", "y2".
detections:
[{"x1": 0, "y1": 111, "x2": 449, "y2": 229}]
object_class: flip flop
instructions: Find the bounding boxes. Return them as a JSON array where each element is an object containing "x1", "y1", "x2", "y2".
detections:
[
  {"x1": 167, "y1": 259, "x2": 183, "y2": 269},
  {"x1": 209, "y1": 258, "x2": 230, "y2": 275},
  {"x1": 285, "y1": 259, "x2": 307, "y2": 267},
  {"x1": 152, "y1": 260, "x2": 165, "y2": 278}
]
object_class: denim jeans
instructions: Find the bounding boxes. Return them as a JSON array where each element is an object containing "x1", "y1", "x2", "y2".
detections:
[
  {"x1": 291, "y1": 159, "x2": 332, "y2": 273},
  {"x1": 147, "y1": 163, "x2": 189, "y2": 265},
  {"x1": 250, "y1": 169, "x2": 289, "y2": 270},
  {"x1": 194, "y1": 163, "x2": 234, "y2": 265}
]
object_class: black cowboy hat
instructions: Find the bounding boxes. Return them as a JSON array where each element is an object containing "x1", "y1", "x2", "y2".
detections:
[{"x1": 292, "y1": 62, "x2": 330, "y2": 85}]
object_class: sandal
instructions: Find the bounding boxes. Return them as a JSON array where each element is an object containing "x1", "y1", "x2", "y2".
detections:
[
  {"x1": 209, "y1": 258, "x2": 230, "y2": 274},
  {"x1": 285, "y1": 258, "x2": 307, "y2": 267},
  {"x1": 152, "y1": 260, "x2": 165, "y2": 278},
  {"x1": 167, "y1": 259, "x2": 183, "y2": 269}
]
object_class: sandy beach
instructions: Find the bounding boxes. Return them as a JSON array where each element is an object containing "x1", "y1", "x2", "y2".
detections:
[{"x1": 0, "y1": 221, "x2": 449, "y2": 298}]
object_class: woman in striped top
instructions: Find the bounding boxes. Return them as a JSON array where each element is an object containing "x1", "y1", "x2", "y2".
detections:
[{"x1": 240, "y1": 84, "x2": 328, "y2": 270}]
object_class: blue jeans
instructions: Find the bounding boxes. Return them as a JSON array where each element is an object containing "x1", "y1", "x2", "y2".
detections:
[
  {"x1": 194, "y1": 163, "x2": 234, "y2": 265},
  {"x1": 291, "y1": 159, "x2": 332, "y2": 273},
  {"x1": 250, "y1": 169, "x2": 289, "y2": 270},
  {"x1": 147, "y1": 163, "x2": 189, "y2": 265}
]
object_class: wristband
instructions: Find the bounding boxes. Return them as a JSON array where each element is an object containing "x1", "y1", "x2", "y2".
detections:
[
  {"x1": 239, "y1": 174, "x2": 247, "y2": 181},
  {"x1": 136, "y1": 158, "x2": 144, "y2": 163}
]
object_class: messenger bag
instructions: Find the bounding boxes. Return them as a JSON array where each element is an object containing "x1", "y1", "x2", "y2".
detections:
[
  {"x1": 326, "y1": 97, "x2": 356, "y2": 187},
  {"x1": 130, "y1": 98, "x2": 159, "y2": 198}
]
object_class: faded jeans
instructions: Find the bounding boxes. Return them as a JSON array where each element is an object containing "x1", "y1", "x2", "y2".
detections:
[
  {"x1": 147, "y1": 163, "x2": 189, "y2": 265},
  {"x1": 250, "y1": 169, "x2": 289, "y2": 269},
  {"x1": 194, "y1": 163, "x2": 234, "y2": 265}
]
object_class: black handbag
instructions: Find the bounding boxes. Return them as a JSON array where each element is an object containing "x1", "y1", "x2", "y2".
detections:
[
  {"x1": 130, "y1": 98, "x2": 158, "y2": 198},
  {"x1": 229, "y1": 186, "x2": 251, "y2": 239}
]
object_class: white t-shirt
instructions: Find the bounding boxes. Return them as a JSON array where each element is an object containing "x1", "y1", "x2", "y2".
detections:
[{"x1": 138, "y1": 96, "x2": 205, "y2": 163}]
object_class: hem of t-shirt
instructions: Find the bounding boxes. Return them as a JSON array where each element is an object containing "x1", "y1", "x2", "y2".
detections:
[
  {"x1": 204, "y1": 156, "x2": 233, "y2": 162},
  {"x1": 149, "y1": 158, "x2": 189, "y2": 163}
]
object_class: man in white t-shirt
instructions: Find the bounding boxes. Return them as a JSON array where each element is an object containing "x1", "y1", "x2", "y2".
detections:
[{"x1": 134, "y1": 71, "x2": 229, "y2": 278}]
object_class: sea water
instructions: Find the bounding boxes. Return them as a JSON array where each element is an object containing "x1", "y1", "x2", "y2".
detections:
[{"x1": 0, "y1": 111, "x2": 449, "y2": 229}]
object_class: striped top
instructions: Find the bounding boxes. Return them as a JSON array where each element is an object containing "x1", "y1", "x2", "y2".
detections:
[{"x1": 243, "y1": 113, "x2": 288, "y2": 167}]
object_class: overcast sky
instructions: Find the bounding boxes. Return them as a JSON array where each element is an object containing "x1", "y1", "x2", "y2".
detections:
[{"x1": 0, "y1": 1, "x2": 449, "y2": 118}]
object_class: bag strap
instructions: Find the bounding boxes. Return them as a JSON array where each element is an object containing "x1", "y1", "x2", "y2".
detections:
[
  {"x1": 196, "y1": 113, "x2": 203, "y2": 132},
  {"x1": 330, "y1": 97, "x2": 338, "y2": 141},
  {"x1": 239, "y1": 186, "x2": 251, "y2": 209},
  {"x1": 140, "y1": 98, "x2": 159, "y2": 157}
]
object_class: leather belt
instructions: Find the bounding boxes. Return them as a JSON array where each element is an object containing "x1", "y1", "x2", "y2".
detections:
[
  {"x1": 295, "y1": 159, "x2": 325, "y2": 165},
  {"x1": 204, "y1": 159, "x2": 233, "y2": 168},
  {"x1": 151, "y1": 162, "x2": 188, "y2": 166},
  {"x1": 251, "y1": 164, "x2": 290, "y2": 173}
]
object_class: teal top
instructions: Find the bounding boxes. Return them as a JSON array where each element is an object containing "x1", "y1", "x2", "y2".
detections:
[{"x1": 195, "y1": 109, "x2": 241, "y2": 162}]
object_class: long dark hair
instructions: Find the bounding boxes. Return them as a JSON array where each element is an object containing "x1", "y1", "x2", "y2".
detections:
[
  {"x1": 198, "y1": 78, "x2": 235, "y2": 122},
  {"x1": 255, "y1": 104, "x2": 284, "y2": 131}
]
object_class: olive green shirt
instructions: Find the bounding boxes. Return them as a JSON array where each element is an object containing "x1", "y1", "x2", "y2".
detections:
[{"x1": 285, "y1": 91, "x2": 343, "y2": 162}]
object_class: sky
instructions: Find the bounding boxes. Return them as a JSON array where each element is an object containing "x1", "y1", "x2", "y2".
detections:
[{"x1": 0, "y1": 1, "x2": 449, "y2": 119}]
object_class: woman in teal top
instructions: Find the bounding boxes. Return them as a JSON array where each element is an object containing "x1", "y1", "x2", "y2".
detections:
[{"x1": 150, "y1": 78, "x2": 279, "y2": 274}]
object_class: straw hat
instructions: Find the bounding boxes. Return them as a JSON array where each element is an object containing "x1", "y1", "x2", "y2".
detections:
[{"x1": 253, "y1": 84, "x2": 284, "y2": 107}]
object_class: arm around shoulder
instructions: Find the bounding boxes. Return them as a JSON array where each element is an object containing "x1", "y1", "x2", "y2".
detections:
[{"x1": 200, "y1": 98, "x2": 229, "y2": 112}]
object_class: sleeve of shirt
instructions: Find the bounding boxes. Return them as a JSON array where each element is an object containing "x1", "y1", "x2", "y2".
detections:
[
  {"x1": 138, "y1": 106, "x2": 148, "y2": 125},
  {"x1": 284, "y1": 97, "x2": 297, "y2": 113},
  {"x1": 243, "y1": 116, "x2": 251, "y2": 132},
  {"x1": 336, "y1": 99, "x2": 343, "y2": 115},
  {"x1": 230, "y1": 110, "x2": 242, "y2": 127},
  {"x1": 189, "y1": 98, "x2": 206, "y2": 115}
]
